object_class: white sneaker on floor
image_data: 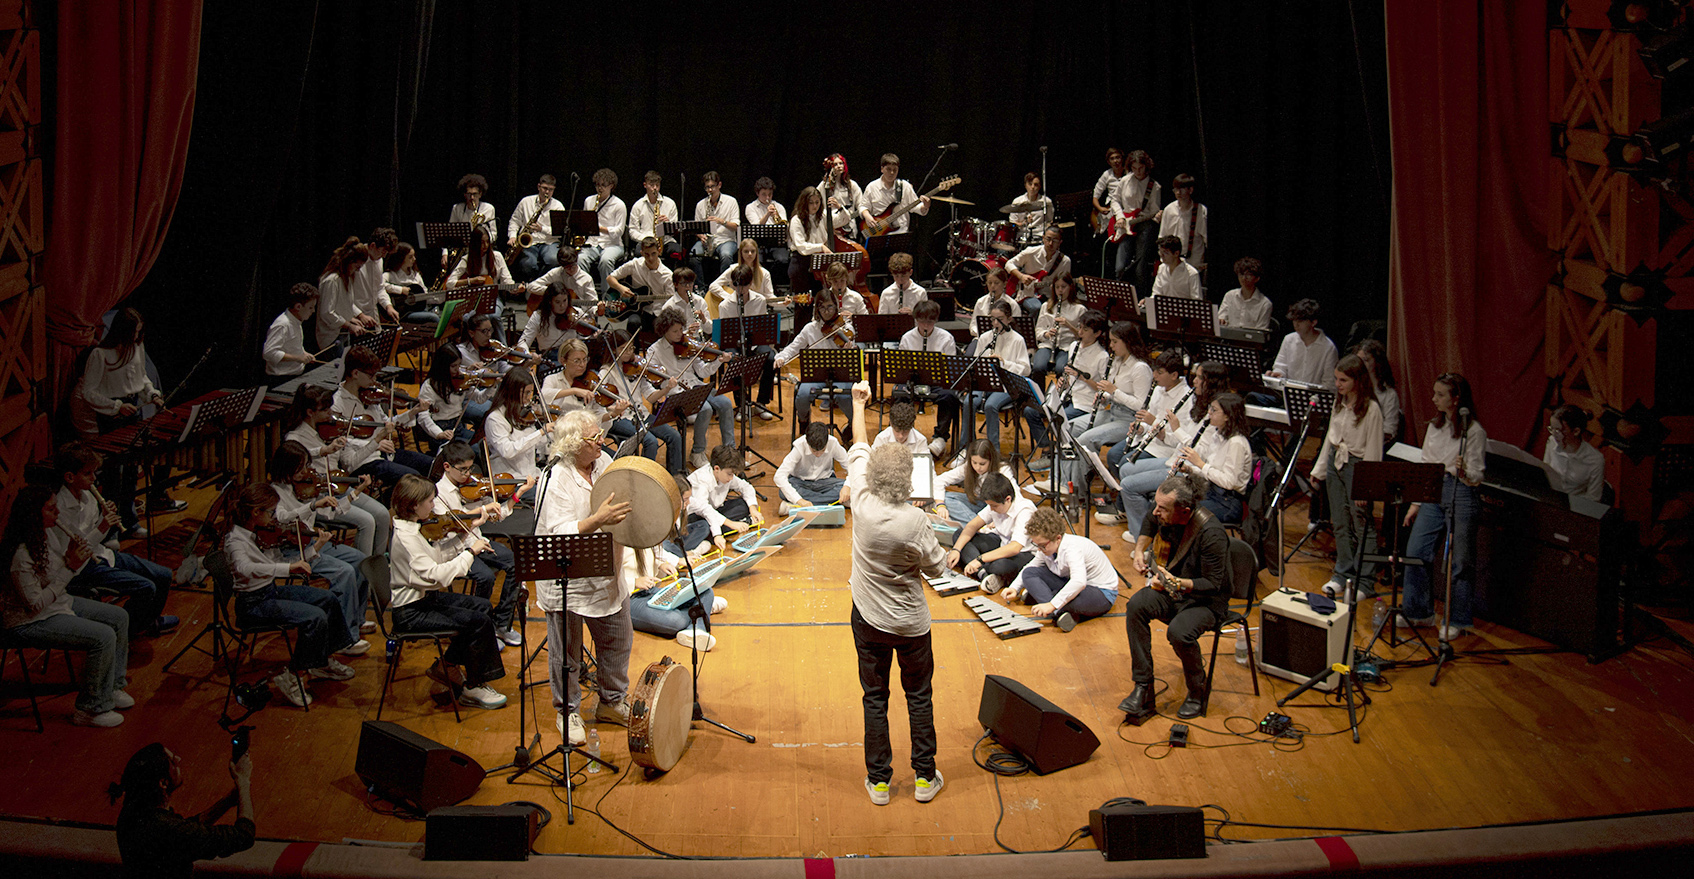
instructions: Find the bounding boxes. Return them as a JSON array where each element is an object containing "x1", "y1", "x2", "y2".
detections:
[
  {"x1": 1122, "y1": 529, "x2": 1137, "y2": 543},
  {"x1": 110, "y1": 690, "x2": 135, "y2": 710},
  {"x1": 1439, "y1": 624, "x2": 1470, "y2": 641},
  {"x1": 980, "y1": 573, "x2": 1004, "y2": 594},
  {"x1": 336, "y1": 639, "x2": 371, "y2": 657},
  {"x1": 310, "y1": 658, "x2": 356, "y2": 681},
  {"x1": 563, "y1": 711, "x2": 586, "y2": 745},
  {"x1": 711, "y1": 595, "x2": 729, "y2": 614},
  {"x1": 676, "y1": 629, "x2": 717, "y2": 652},
  {"x1": 757, "y1": 410, "x2": 777, "y2": 422},
  {"x1": 1321, "y1": 579, "x2": 1343, "y2": 599},
  {"x1": 497, "y1": 627, "x2": 524, "y2": 647},
  {"x1": 71, "y1": 708, "x2": 124, "y2": 728},
  {"x1": 778, "y1": 501, "x2": 793, "y2": 516},
  {"x1": 361, "y1": 620, "x2": 379, "y2": 634},
  {"x1": 458, "y1": 685, "x2": 507, "y2": 709},
  {"x1": 928, "y1": 436, "x2": 948, "y2": 457},
  {"x1": 272, "y1": 671, "x2": 311, "y2": 708},
  {"x1": 865, "y1": 777, "x2": 891, "y2": 806},
  {"x1": 914, "y1": 770, "x2": 944, "y2": 803},
  {"x1": 1095, "y1": 510, "x2": 1127, "y2": 525}
]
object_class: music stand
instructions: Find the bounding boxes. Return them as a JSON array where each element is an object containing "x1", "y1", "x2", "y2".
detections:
[
  {"x1": 1201, "y1": 339, "x2": 1265, "y2": 386},
  {"x1": 718, "y1": 351, "x2": 778, "y2": 469},
  {"x1": 352, "y1": 326, "x2": 400, "y2": 365},
  {"x1": 648, "y1": 382, "x2": 715, "y2": 454},
  {"x1": 995, "y1": 363, "x2": 1042, "y2": 473},
  {"x1": 925, "y1": 285, "x2": 957, "y2": 321},
  {"x1": 853, "y1": 314, "x2": 913, "y2": 347},
  {"x1": 563, "y1": 209, "x2": 597, "y2": 245},
  {"x1": 416, "y1": 221, "x2": 474, "y2": 288},
  {"x1": 946, "y1": 354, "x2": 1001, "y2": 446},
  {"x1": 1355, "y1": 461, "x2": 1444, "y2": 657},
  {"x1": 1148, "y1": 295, "x2": 1215, "y2": 339},
  {"x1": 460, "y1": 284, "x2": 501, "y2": 316},
  {"x1": 500, "y1": 532, "x2": 619, "y2": 823},
  {"x1": 739, "y1": 223, "x2": 786, "y2": 249},
  {"x1": 710, "y1": 313, "x2": 781, "y2": 349},
  {"x1": 176, "y1": 386, "x2": 266, "y2": 444},
  {"x1": 797, "y1": 347, "x2": 862, "y2": 439},
  {"x1": 863, "y1": 231, "x2": 916, "y2": 278},
  {"x1": 808, "y1": 252, "x2": 862, "y2": 276},
  {"x1": 881, "y1": 348, "x2": 955, "y2": 453},
  {"x1": 1077, "y1": 276, "x2": 1138, "y2": 322},
  {"x1": 1278, "y1": 381, "x2": 1337, "y2": 562},
  {"x1": 973, "y1": 313, "x2": 1037, "y2": 349}
]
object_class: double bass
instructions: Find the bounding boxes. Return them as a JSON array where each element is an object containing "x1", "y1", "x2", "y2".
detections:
[{"x1": 816, "y1": 160, "x2": 870, "y2": 293}]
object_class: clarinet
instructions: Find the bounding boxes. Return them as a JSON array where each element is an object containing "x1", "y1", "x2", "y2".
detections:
[
  {"x1": 1050, "y1": 339, "x2": 1081, "y2": 415},
  {"x1": 1169, "y1": 423, "x2": 1209, "y2": 474},
  {"x1": 1087, "y1": 352, "x2": 1117, "y2": 430},
  {"x1": 1124, "y1": 386, "x2": 1193, "y2": 461}
]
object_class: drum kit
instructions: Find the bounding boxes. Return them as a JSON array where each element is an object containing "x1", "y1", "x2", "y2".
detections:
[{"x1": 933, "y1": 197, "x2": 1050, "y2": 307}]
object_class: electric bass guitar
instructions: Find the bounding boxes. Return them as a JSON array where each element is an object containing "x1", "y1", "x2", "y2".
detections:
[{"x1": 863, "y1": 176, "x2": 961, "y2": 237}]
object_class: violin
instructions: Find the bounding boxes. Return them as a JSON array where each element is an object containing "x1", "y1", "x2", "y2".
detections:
[
  {"x1": 418, "y1": 511, "x2": 478, "y2": 542},
  {"x1": 672, "y1": 338, "x2": 726, "y2": 362},
  {"x1": 290, "y1": 470, "x2": 359, "y2": 500},
  {"x1": 576, "y1": 370, "x2": 623, "y2": 409},
  {"x1": 457, "y1": 473, "x2": 527, "y2": 503},
  {"x1": 452, "y1": 366, "x2": 500, "y2": 391},
  {"x1": 479, "y1": 338, "x2": 538, "y2": 366},
  {"x1": 620, "y1": 355, "x2": 672, "y2": 386},
  {"x1": 359, "y1": 385, "x2": 420, "y2": 407},
  {"x1": 317, "y1": 416, "x2": 382, "y2": 440},
  {"x1": 255, "y1": 521, "x2": 314, "y2": 549},
  {"x1": 822, "y1": 312, "x2": 856, "y2": 347}
]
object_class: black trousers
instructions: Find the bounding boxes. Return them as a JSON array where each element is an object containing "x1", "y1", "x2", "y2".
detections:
[
  {"x1": 1123, "y1": 586, "x2": 1218, "y2": 686},
  {"x1": 961, "y1": 532, "x2": 1032, "y2": 579},
  {"x1": 851, "y1": 604, "x2": 936, "y2": 784},
  {"x1": 392, "y1": 591, "x2": 506, "y2": 687}
]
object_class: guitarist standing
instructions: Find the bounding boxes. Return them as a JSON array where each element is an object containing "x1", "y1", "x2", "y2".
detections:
[
  {"x1": 1112, "y1": 151, "x2": 1161, "y2": 290},
  {"x1": 1121, "y1": 475, "x2": 1231, "y2": 722},
  {"x1": 859, "y1": 154, "x2": 931, "y2": 238}
]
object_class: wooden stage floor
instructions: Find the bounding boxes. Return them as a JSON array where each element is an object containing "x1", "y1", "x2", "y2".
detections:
[{"x1": 3, "y1": 407, "x2": 1692, "y2": 860}]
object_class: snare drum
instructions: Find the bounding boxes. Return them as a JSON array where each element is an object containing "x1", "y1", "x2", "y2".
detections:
[
  {"x1": 588, "y1": 456, "x2": 682, "y2": 548},
  {"x1": 627, "y1": 656, "x2": 693, "y2": 772}
]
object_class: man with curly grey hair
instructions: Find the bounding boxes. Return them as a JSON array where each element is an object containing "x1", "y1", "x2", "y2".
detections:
[{"x1": 843, "y1": 380, "x2": 949, "y2": 806}]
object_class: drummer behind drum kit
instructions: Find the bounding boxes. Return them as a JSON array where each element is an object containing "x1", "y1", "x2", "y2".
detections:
[{"x1": 937, "y1": 197, "x2": 1049, "y2": 307}]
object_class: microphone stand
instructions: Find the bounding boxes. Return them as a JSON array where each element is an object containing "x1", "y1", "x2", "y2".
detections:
[
  {"x1": 671, "y1": 519, "x2": 755, "y2": 746},
  {"x1": 1431, "y1": 414, "x2": 1470, "y2": 686},
  {"x1": 1266, "y1": 400, "x2": 1320, "y2": 589}
]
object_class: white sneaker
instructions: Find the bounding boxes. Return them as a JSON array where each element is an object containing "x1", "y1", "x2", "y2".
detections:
[
  {"x1": 1095, "y1": 510, "x2": 1127, "y2": 525},
  {"x1": 336, "y1": 639, "x2": 371, "y2": 657},
  {"x1": 711, "y1": 595, "x2": 729, "y2": 614},
  {"x1": 361, "y1": 620, "x2": 379, "y2": 634},
  {"x1": 497, "y1": 627, "x2": 524, "y2": 647},
  {"x1": 914, "y1": 770, "x2": 944, "y2": 803},
  {"x1": 272, "y1": 671, "x2": 311, "y2": 708},
  {"x1": 980, "y1": 573, "x2": 1004, "y2": 594},
  {"x1": 676, "y1": 629, "x2": 717, "y2": 652},
  {"x1": 757, "y1": 410, "x2": 777, "y2": 422},
  {"x1": 1439, "y1": 624, "x2": 1470, "y2": 641},
  {"x1": 1121, "y1": 529, "x2": 1137, "y2": 543},
  {"x1": 71, "y1": 708, "x2": 124, "y2": 728},
  {"x1": 778, "y1": 501, "x2": 793, "y2": 516},
  {"x1": 310, "y1": 658, "x2": 356, "y2": 681},
  {"x1": 865, "y1": 777, "x2": 891, "y2": 806},
  {"x1": 1321, "y1": 580, "x2": 1343, "y2": 599},
  {"x1": 928, "y1": 436, "x2": 948, "y2": 457},
  {"x1": 1396, "y1": 612, "x2": 1436, "y2": 628},
  {"x1": 564, "y1": 711, "x2": 587, "y2": 746},
  {"x1": 691, "y1": 451, "x2": 709, "y2": 470},
  {"x1": 458, "y1": 685, "x2": 507, "y2": 709},
  {"x1": 110, "y1": 690, "x2": 135, "y2": 710}
]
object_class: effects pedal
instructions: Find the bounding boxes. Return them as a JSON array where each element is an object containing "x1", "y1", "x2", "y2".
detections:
[
  {"x1": 1259, "y1": 712, "x2": 1292, "y2": 736},
  {"x1": 1168, "y1": 723, "x2": 1189, "y2": 748}
]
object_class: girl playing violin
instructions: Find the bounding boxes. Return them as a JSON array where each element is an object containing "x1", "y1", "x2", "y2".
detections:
[
  {"x1": 266, "y1": 440, "x2": 373, "y2": 652},
  {"x1": 332, "y1": 346, "x2": 432, "y2": 484},
  {"x1": 517, "y1": 276, "x2": 592, "y2": 360},
  {"x1": 281, "y1": 385, "x2": 391, "y2": 555},
  {"x1": 484, "y1": 367, "x2": 558, "y2": 496},
  {"x1": 431, "y1": 441, "x2": 533, "y2": 647},
  {"x1": 539, "y1": 339, "x2": 626, "y2": 422},
  {"x1": 415, "y1": 347, "x2": 490, "y2": 454},
  {"x1": 775, "y1": 286, "x2": 857, "y2": 441},
  {"x1": 597, "y1": 329, "x2": 685, "y2": 473},
  {"x1": 455, "y1": 312, "x2": 514, "y2": 381},
  {"x1": 646, "y1": 305, "x2": 733, "y2": 471},
  {"x1": 224, "y1": 483, "x2": 359, "y2": 708}
]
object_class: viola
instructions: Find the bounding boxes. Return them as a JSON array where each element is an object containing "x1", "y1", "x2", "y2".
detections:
[
  {"x1": 619, "y1": 355, "x2": 672, "y2": 386},
  {"x1": 359, "y1": 385, "x2": 420, "y2": 407}
]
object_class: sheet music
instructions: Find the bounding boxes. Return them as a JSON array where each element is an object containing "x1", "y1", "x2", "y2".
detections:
[
  {"x1": 176, "y1": 404, "x2": 203, "y2": 445},
  {"x1": 910, "y1": 453, "x2": 935, "y2": 502}
]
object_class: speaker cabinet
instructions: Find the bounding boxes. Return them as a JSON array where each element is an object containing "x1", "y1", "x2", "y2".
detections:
[
  {"x1": 425, "y1": 805, "x2": 538, "y2": 861},
  {"x1": 1258, "y1": 590, "x2": 1351, "y2": 692},
  {"x1": 1089, "y1": 803, "x2": 1205, "y2": 861},
  {"x1": 977, "y1": 674, "x2": 1100, "y2": 775},
  {"x1": 354, "y1": 721, "x2": 486, "y2": 813}
]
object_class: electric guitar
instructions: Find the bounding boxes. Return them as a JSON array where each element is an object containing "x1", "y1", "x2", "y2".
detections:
[
  {"x1": 863, "y1": 176, "x2": 960, "y2": 237},
  {"x1": 1106, "y1": 208, "x2": 1142, "y2": 243},
  {"x1": 599, "y1": 284, "x2": 670, "y2": 319}
]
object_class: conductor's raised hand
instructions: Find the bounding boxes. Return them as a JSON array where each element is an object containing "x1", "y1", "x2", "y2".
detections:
[{"x1": 851, "y1": 381, "x2": 872, "y2": 405}]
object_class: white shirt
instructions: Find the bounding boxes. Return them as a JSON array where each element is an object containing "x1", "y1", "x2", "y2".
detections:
[
  {"x1": 973, "y1": 326, "x2": 1031, "y2": 377},
  {"x1": 384, "y1": 268, "x2": 427, "y2": 306},
  {"x1": 694, "y1": 195, "x2": 741, "y2": 249},
  {"x1": 329, "y1": 387, "x2": 413, "y2": 472},
  {"x1": 449, "y1": 201, "x2": 498, "y2": 241},
  {"x1": 1010, "y1": 533, "x2": 1118, "y2": 610},
  {"x1": 1544, "y1": 440, "x2": 1605, "y2": 501},
  {"x1": 774, "y1": 436, "x2": 848, "y2": 503},
  {"x1": 1007, "y1": 194, "x2": 1054, "y2": 234},
  {"x1": 1376, "y1": 385, "x2": 1401, "y2": 440},
  {"x1": 1099, "y1": 355, "x2": 1155, "y2": 415},
  {"x1": 1034, "y1": 301, "x2": 1087, "y2": 350},
  {"x1": 352, "y1": 258, "x2": 393, "y2": 317},
  {"x1": 264, "y1": 311, "x2": 309, "y2": 377},
  {"x1": 686, "y1": 464, "x2": 757, "y2": 533},
  {"x1": 645, "y1": 336, "x2": 718, "y2": 388},
  {"x1": 516, "y1": 308, "x2": 583, "y2": 356},
  {"x1": 445, "y1": 252, "x2": 514, "y2": 289},
  {"x1": 775, "y1": 319, "x2": 856, "y2": 368},
  {"x1": 744, "y1": 199, "x2": 787, "y2": 227},
  {"x1": 980, "y1": 496, "x2": 1037, "y2": 548},
  {"x1": 484, "y1": 407, "x2": 549, "y2": 480},
  {"x1": 1272, "y1": 332, "x2": 1339, "y2": 388},
  {"x1": 1007, "y1": 245, "x2": 1071, "y2": 293},
  {"x1": 535, "y1": 453, "x2": 624, "y2": 616},
  {"x1": 284, "y1": 423, "x2": 342, "y2": 477},
  {"x1": 49, "y1": 486, "x2": 115, "y2": 568},
  {"x1": 789, "y1": 214, "x2": 831, "y2": 255},
  {"x1": 860, "y1": 178, "x2": 929, "y2": 234},
  {"x1": 873, "y1": 427, "x2": 929, "y2": 455},
  {"x1": 899, "y1": 326, "x2": 957, "y2": 355},
  {"x1": 879, "y1": 281, "x2": 928, "y2": 314},
  {"x1": 389, "y1": 519, "x2": 475, "y2": 609},
  {"x1": 1420, "y1": 418, "x2": 1488, "y2": 483},
  {"x1": 508, "y1": 194, "x2": 564, "y2": 246},
  {"x1": 715, "y1": 287, "x2": 769, "y2": 320},
  {"x1": 627, "y1": 194, "x2": 679, "y2": 242},
  {"x1": 609, "y1": 259, "x2": 676, "y2": 315},
  {"x1": 1149, "y1": 260, "x2": 1202, "y2": 300},
  {"x1": 1113, "y1": 174, "x2": 1161, "y2": 221},
  {"x1": 583, "y1": 194, "x2": 627, "y2": 249},
  {"x1": 840, "y1": 290, "x2": 868, "y2": 316},
  {"x1": 1141, "y1": 379, "x2": 1195, "y2": 460},
  {"x1": 707, "y1": 264, "x2": 775, "y2": 304},
  {"x1": 1093, "y1": 168, "x2": 1129, "y2": 208},
  {"x1": 224, "y1": 525, "x2": 316, "y2": 595},
  {"x1": 522, "y1": 263, "x2": 596, "y2": 302},
  {"x1": 1312, "y1": 399, "x2": 1385, "y2": 478},
  {"x1": 968, "y1": 292, "x2": 1013, "y2": 337},
  {"x1": 1157, "y1": 199, "x2": 1209, "y2": 268},
  {"x1": 936, "y1": 463, "x2": 1017, "y2": 500},
  {"x1": 1218, "y1": 288, "x2": 1273, "y2": 330},
  {"x1": 1187, "y1": 431, "x2": 1253, "y2": 493},
  {"x1": 818, "y1": 177, "x2": 863, "y2": 234},
  {"x1": 73, "y1": 346, "x2": 159, "y2": 435},
  {"x1": 315, "y1": 273, "x2": 360, "y2": 349},
  {"x1": 1058, "y1": 343, "x2": 1113, "y2": 412}
]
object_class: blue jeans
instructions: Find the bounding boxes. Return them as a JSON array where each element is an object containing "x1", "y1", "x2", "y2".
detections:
[
  {"x1": 10, "y1": 597, "x2": 129, "y2": 714},
  {"x1": 513, "y1": 242, "x2": 559, "y2": 281},
  {"x1": 786, "y1": 476, "x2": 844, "y2": 505},
  {"x1": 318, "y1": 491, "x2": 390, "y2": 559},
  {"x1": 1402, "y1": 476, "x2": 1479, "y2": 627},
  {"x1": 1020, "y1": 566, "x2": 1115, "y2": 623},
  {"x1": 944, "y1": 492, "x2": 985, "y2": 525},
  {"x1": 975, "y1": 375, "x2": 1043, "y2": 448},
  {"x1": 689, "y1": 394, "x2": 735, "y2": 456},
  {"x1": 630, "y1": 584, "x2": 716, "y2": 639},
  {"x1": 235, "y1": 581, "x2": 349, "y2": 672},
  {"x1": 688, "y1": 239, "x2": 736, "y2": 280},
  {"x1": 578, "y1": 244, "x2": 625, "y2": 295},
  {"x1": 67, "y1": 552, "x2": 171, "y2": 636},
  {"x1": 1118, "y1": 453, "x2": 1172, "y2": 539},
  {"x1": 281, "y1": 543, "x2": 368, "y2": 642},
  {"x1": 795, "y1": 382, "x2": 853, "y2": 425},
  {"x1": 1030, "y1": 347, "x2": 1069, "y2": 385},
  {"x1": 1061, "y1": 412, "x2": 1135, "y2": 489},
  {"x1": 1201, "y1": 485, "x2": 1245, "y2": 526},
  {"x1": 415, "y1": 400, "x2": 490, "y2": 454}
]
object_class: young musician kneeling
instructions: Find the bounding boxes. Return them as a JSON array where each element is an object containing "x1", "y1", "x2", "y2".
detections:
[
  {"x1": 1000, "y1": 508, "x2": 1119, "y2": 631},
  {"x1": 388, "y1": 475, "x2": 508, "y2": 709}
]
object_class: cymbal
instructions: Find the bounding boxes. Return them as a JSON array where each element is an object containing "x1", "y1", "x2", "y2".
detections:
[
  {"x1": 931, "y1": 195, "x2": 975, "y2": 206},
  {"x1": 1000, "y1": 201, "x2": 1041, "y2": 214},
  {"x1": 1055, "y1": 221, "x2": 1076, "y2": 229}
]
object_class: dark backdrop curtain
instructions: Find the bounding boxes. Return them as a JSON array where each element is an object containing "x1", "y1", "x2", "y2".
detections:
[
  {"x1": 132, "y1": 1, "x2": 1390, "y2": 393},
  {"x1": 42, "y1": 0, "x2": 202, "y2": 413},
  {"x1": 1385, "y1": 0, "x2": 1551, "y2": 445}
]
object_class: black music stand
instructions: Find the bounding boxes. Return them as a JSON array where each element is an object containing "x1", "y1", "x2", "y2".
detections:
[
  {"x1": 808, "y1": 251, "x2": 862, "y2": 279},
  {"x1": 853, "y1": 314, "x2": 912, "y2": 347},
  {"x1": 996, "y1": 364, "x2": 1043, "y2": 476},
  {"x1": 740, "y1": 223, "x2": 786, "y2": 250},
  {"x1": 1201, "y1": 339, "x2": 1266, "y2": 388},
  {"x1": 973, "y1": 313, "x2": 1037, "y2": 350},
  {"x1": 1355, "y1": 461, "x2": 1444, "y2": 660},
  {"x1": 881, "y1": 347, "x2": 956, "y2": 454},
  {"x1": 797, "y1": 347, "x2": 862, "y2": 441},
  {"x1": 714, "y1": 311, "x2": 782, "y2": 422},
  {"x1": 563, "y1": 209, "x2": 597, "y2": 245},
  {"x1": 863, "y1": 231, "x2": 916, "y2": 279},
  {"x1": 352, "y1": 326, "x2": 400, "y2": 366},
  {"x1": 460, "y1": 283, "x2": 501, "y2": 316},
  {"x1": 718, "y1": 351, "x2": 777, "y2": 469},
  {"x1": 1279, "y1": 382, "x2": 1337, "y2": 564},
  {"x1": 644, "y1": 382, "x2": 715, "y2": 462},
  {"x1": 666, "y1": 219, "x2": 710, "y2": 262},
  {"x1": 946, "y1": 354, "x2": 1000, "y2": 447},
  {"x1": 416, "y1": 221, "x2": 474, "y2": 288},
  {"x1": 1077, "y1": 276, "x2": 1138, "y2": 323},
  {"x1": 1148, "y1": 295, "x2": 1216, "y2": 348},
  {"x1": 500, "y1": 532, "x2": 619, "y2": 823}
]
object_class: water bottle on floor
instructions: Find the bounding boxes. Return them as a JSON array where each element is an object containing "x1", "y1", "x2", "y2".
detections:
[
  {"x1": 1235, "y1": 628, "x2": 1250, "y2": 665},
  {"x1": 1372, "y1": 600, "x2": 1387, "y2": 630},
  {"x1": 586, "y1": 728, "x2": 601, "y2": 773}
]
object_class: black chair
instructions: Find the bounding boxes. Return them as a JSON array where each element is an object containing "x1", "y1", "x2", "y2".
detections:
[
  {"x1": 1203, "y1": 537, "x2": 1262, "y2": 709},
  {"x1": 0, "y1": 631, "x2": 77, "y2": 732},
  {"x1": 188, "y1": 549, "x2": 308, "y2": 714},
  {"x1": 362, "y1": 555, "x2": 461, "y2": 723}
]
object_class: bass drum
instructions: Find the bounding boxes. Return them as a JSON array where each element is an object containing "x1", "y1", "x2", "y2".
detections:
[
  {"x1": 627, "y1": 656, "x2": 694, "y2": 772},
  {"x1": 587, "y1": 456, "x2": 682, "y2": 548},
  {"x1": 947, "y1": 256, "x2": 1006, "y2": 311}
]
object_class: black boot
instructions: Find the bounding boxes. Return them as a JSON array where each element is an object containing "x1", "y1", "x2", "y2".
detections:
[
  {"x1": 1174, "y1": 644, "x2": 1209, "y2": 719},
  {"x1": 1118, "y1": 683, "x2": 1155, "y2": 723}
]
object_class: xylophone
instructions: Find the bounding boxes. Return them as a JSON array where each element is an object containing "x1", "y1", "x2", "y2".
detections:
[
  {"x1": 963, "y1": 595, "x2": 1043, "y2": 639},
  {"x1": 926, "y1": 570, "x2": 980, "y2": 597}
]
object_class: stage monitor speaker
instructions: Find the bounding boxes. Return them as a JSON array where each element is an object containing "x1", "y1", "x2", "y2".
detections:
[
  {"x1": 1089, "y1": 803, "x2": 1205, "y2": 861},
  {"x1": 354, "y1": 720, "x2": 486, "y2": 813},
  {"x1": 1258, "y1": 590, "x2": 1352, "y2": 692},
  {"x1": 977, "y1": 674, "x2": 1100, "y2": 775},
  {"x1": 424, "y1": 805, "x2": 538, "y2": 861}
]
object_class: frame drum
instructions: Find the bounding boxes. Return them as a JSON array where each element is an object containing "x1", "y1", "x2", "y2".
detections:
[
  {"x1": 627, "y1": 656, "x2": 693, "y2": 771},
  {"x1": 588, "y1": 455, "x2": 682, "y2": 548}
]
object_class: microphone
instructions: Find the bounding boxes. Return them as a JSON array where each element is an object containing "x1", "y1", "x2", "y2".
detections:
[
  {"x1": 1458, "y1": 406, "x2": 1471, "y2": 427},
  {"x1": 571, "y1": 171, "x2": 580, "y2": 180},
  {"x1": 1040, "y1": 145, "x2": 1048, "y2": 153},
  {"x1": 938, "y1": 143, "x2": 958, "y2": 150}
]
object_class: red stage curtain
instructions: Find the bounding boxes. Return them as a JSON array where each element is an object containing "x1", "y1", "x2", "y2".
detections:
[
  {"x1": 1385, "y1": 0, "x2": 1552, "y2": 446},
  {"x1": 41, "y1": 0, "x2": 203, "y2": 417}
]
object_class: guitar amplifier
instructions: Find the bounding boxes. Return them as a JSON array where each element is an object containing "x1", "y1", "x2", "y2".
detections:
[{"x1": 1258, "y1": 589, "x2": 1352, "y2": 692}]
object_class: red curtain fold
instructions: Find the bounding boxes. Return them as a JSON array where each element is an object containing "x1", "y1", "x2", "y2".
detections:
[
  {"x1": 1385, "y1": 0, "x2": 1552, "y2": 446},
  {"x1": 41, "y1": 0, "x2": 203, "y2": 417}
]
